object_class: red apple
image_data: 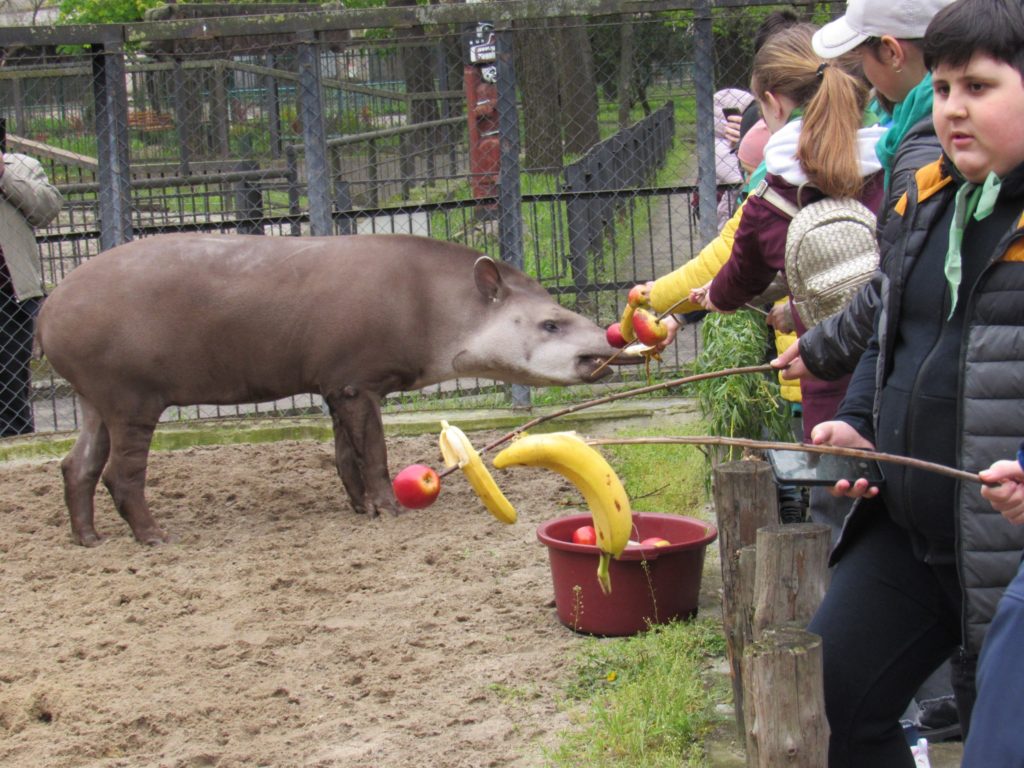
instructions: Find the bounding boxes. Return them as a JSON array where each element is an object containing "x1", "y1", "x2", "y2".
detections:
[
  {"x1": 392, "y1": 464, "x2": 441, "y2": 509},
  {"x1": 641, "y1": 536, "x2": 671, "y2": 547},
  {"x1": 631, "y1": 308, "x2": 668, "y2": 347},
  {"x1": 606, "y1": 322, "x2": 627, "y2": 348},
  {"x1": 627, "y1": 284, "x2": 651, "y2": 309},
  {"x1": 572, "y1": 525, "x2": 597, "y2": 545}
]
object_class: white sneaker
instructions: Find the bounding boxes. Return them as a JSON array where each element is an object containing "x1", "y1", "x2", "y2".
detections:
[{"x1": 911, "y1": 737, "x2": 931, "y2": 768}]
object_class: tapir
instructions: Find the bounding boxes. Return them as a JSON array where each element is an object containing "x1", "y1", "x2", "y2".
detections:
[{"x1": 35, "y1": 233, "x2": 617, "y2": 546}]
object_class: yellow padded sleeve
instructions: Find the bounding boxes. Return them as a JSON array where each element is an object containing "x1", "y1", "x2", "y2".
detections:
[{"x1": 648, "y1": 201, "x2": 744, "y2": 315}]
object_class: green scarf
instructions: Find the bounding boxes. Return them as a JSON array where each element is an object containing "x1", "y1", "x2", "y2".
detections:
[
  {"x1": 945, "y1": 172, "x2": 1002, "y2": 318},
  {"x1": 875, "y1": 74, "x2": 934, "y2": 190}
]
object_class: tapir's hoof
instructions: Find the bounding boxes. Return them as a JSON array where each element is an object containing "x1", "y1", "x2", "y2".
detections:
[
  {"x1": 133, "y1": 527, "x2": 172, "y2": 546},
  {"x1": 73, "y1": 529, "x2": 105, "y2": 547},
  {"x1": 362, "y1": 498, "x2": 404, "y2": 518}
]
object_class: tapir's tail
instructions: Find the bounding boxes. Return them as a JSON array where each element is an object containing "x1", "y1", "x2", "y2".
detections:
[{"x1": 31, "y1": 295, "x2": 45, "y2": 361}]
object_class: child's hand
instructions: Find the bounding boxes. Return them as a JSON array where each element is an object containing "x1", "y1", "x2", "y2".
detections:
[
  {"x1": 980, "y1": 459, "x2": 1024, "y2": 525},
  {"x1": 810, "y1": 421, "x2": 879, "y2": 499},
  {"x1": 690, "y1": 283, "x2": 721, "y2": 312},
  {"x1": 771, "y1": 341, "x2": 818, "y2": 381},
  {"x1": 724, "y1": 114, "x2": 742, "y2": 149}
]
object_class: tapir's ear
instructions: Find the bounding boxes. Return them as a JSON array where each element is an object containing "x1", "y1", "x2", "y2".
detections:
[{"x1": 473, "y1": 256, "x2": 507, "y2": 302}]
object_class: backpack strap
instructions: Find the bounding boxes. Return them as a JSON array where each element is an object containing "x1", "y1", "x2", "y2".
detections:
[{"x1": 751, "y1": 178, "x2": 800, "y2": 219}]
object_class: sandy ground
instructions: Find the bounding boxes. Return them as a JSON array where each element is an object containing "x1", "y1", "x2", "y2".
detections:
[{"x1": 0, "y1": 431, "x2": 719, "y2": 768}]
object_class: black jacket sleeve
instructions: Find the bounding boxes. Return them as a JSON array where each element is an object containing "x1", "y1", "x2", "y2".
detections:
[{"x1": 798, "y1": 272, "x2": 882, "y2": 381}]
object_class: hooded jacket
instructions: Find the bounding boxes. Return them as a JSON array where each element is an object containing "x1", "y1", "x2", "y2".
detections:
[
  {"x1": 0, "y1": 153, "x2": 63, "y2": 301},
  {"x1": 833, "y1": 157, "x2": 1024, "y2": 654}
]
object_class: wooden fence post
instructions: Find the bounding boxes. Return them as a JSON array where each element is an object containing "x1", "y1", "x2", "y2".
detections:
[
  {"x1": 711, "y1": 460, "x2": 779, "y2": 739},
  {"x1": 743, "y1": 627, "x2": 829, "y2": 768},
  {"x1": 752, "y1": 523, "x2": 831, "y2": 639}
]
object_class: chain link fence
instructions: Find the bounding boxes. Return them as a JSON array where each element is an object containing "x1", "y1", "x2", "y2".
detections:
[{"x1": 0, "y1": 0, "x2": 839, "y2": 437}]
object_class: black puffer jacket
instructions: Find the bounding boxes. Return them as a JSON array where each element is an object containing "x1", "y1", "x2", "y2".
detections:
[
  {"x1": 799, "y1": 115, "x2": 942, "y2": 380},
  {"x1": 833, "y1": 157, "x2": 1024, "y2": 654}
]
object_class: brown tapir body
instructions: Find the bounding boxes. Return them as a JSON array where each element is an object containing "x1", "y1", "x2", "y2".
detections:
[{"x1": 36, "y1": 233, "x2": 616, "y2": 546}]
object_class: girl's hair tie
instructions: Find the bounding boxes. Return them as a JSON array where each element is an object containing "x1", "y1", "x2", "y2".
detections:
[{"x1": 816, "y1": 62, "x2": 829, "y2": 79}]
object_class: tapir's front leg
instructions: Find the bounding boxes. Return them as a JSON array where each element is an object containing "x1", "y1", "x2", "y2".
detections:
[{"x1": 324, "y1": 386, "x2": 402, "y2": 517}]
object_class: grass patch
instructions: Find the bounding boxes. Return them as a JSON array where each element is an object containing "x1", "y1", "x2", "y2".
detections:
[{"x1": 546, "y1": 618, "x2": 728, "y2": 767}]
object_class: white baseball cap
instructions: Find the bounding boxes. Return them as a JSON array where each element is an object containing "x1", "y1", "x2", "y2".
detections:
[{"x1": 812, "y1": 0, "x2": 956, "y2": 58}]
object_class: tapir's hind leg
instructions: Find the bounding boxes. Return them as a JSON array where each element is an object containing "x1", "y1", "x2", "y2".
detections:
[
  {"x1": 61, "y1": 398, "x2": 111, "y2": 546},
  {"x1": 325, "y1": 386, "x2": 400, "y2": 518},
  {"x1": 100, "y1": 410, "x2": 168, "y2": 545}
]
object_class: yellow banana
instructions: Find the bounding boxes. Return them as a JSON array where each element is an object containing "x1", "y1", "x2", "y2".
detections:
[
  {"x1": 492, "y1": 431, "x2": 633, "y2": 594},
  {"x1": 619, "y1": 304, "x2": 638, "y2": 343},
  {"x1": 438, "y1": 421, "x2": 516, "y2": 524}
]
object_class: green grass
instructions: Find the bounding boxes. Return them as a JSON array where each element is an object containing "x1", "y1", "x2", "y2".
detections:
[
  {"x1": 544, "y1": 420, "x2": 730, "y2": 767},
  {"x1": 545, "y1": 618, "x2": 728, "y2": 767}
]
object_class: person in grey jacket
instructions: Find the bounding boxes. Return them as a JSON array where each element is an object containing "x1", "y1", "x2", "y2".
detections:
[{"x1": 0, "y1": 150, "x2": 63, "y2": 436}]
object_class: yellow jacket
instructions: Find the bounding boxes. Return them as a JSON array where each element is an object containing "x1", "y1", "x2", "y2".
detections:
[{"x1": 647, "y1": 201, "x2": 801, "y2": 403}]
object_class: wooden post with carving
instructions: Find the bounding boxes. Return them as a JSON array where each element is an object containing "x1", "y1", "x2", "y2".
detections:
[{"x1": 711, "y1": 460, "x2": 779, "y2": 739}]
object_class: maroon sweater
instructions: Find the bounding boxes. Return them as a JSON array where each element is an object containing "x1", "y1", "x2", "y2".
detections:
[{"x1": 708, "y1": 171, "x2": 885, "y2": 438}]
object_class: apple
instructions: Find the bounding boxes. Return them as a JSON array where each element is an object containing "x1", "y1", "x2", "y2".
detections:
[
  {"x1": 392, "y1": 464, "x2": 441, "y2": 509},
  {"x1": 606, "y1": 322, "x2": 627, "y2": 348},
  {"x1": 631, "y1": 308, "x2": 668, "y2": 347},
  {"x1": 572, "y1": 525, "x2": 597, "y2": 545},
  {"x1": 641, "y1": 537, "x2": 671, "y2": 547},
  {"x1": 627, "y1": 284, "x2": 651, "y2": 309}
]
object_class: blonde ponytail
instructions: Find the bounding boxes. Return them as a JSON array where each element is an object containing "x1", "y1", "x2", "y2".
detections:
[{"x1": 752, "y1": 25, "x2": 871, "y2": 198}]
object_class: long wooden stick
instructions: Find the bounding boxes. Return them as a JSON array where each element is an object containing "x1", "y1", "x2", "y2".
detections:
[
  {"x1": 437, "y1": 364, "x2": 774, "y2": 478},
  {"x1": 586, "y1": 435, "x2": 984, "y2": 485}
]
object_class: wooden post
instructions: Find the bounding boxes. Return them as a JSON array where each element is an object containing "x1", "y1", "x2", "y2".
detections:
[
  {"x1": 712, "y1": 460, "x2": 779, "y2": 739},
  {"x1": 752, "y1": 523, "x2": 831, "y2": 640},
  {"x1": 743, "y1": 627, "x2": 829, "y2": 768}
]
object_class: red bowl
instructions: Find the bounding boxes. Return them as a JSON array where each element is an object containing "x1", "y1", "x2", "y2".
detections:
[{"x1": 536, "y1": 512, "x2": 717, "y2": 636}]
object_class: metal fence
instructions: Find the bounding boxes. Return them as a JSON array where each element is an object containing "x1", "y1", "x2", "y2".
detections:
[{"x1": 0, "y1": 0, "x2": 838, "y2": 437}]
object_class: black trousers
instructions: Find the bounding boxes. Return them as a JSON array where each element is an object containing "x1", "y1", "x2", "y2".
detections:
[
  {"x1": 0, "y1": 275, "x2": 38, "y2": 437},
  {"x1": 808, "y1": 511, "x2": 969, "y2": 767}
]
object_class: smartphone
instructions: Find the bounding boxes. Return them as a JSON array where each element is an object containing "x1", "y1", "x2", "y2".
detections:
[
  {"x1": 722, "y1": 107, "x2": 742, "y2": 119},
  {"x1": 0, "y1": 117, "x2": 6, "y2": 154},
  {"x1": 767, "y1": 449, "x2": 885, "y2": 487}
]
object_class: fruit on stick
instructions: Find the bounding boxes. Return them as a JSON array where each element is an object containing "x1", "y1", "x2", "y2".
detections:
[
  {"x1": 627, "y1": 284, "x2": 652, "y2": 309},
  {"x1": 438, "y1": 421, "x2": 517, "y2": 524},
  {"x1": 631, "y1": 308, "x2": 668, "y2": 347},
  {"x1": 619, "y1": 305, "x2": 638, "y2": 344},
  {"x1": 605, "y1": 322, "x2": 627, "y2": 349},
  {"x1": 493, "y1": 432, "x2": 632, "y2": 594},
  {"x1": 392, "y1": 464, "x2": 441, "y2": 509}
]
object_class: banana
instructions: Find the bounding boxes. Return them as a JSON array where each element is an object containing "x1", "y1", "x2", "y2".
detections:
[
  {"x1": 438, "y1": 421, "x2": 517, "y2": 524},
  {"x1": 493, "y1": 431, "x2": 633, "y2": 594},
  {"x1": 619, "y1": 304, "x2": 638, "y2": 343}
]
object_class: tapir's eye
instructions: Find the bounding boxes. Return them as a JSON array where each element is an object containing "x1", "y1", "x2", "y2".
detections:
[{"x1": 541, "y1": 319, "x2": 559, "y2": 333}]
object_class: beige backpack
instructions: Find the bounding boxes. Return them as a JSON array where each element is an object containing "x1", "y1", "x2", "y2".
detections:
[{"x1": 754, "y1": 181, "x2": 879, "y2": 328}]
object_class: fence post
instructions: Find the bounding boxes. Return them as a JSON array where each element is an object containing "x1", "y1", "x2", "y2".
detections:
[
  {"x1": 496, "y1": 27, "x2": 529, "y2": 409},
  {"x1": 233, "y1": 160, "x2": 264, "y2": 236},
  {"x1": 711, "y1": 460, "x2": 779, "y2": 740},
  {"x1": 743, "y1": 627, "x2": 829, "y2": 768},
  {"x1": 171, "y1": 56, "x2": 192, "y2": 176},
  {"x1": 285, "y1": 144, "x2": 302, "y2": 237},
  {"x1": 264, "y1": 52, "x2": 283, "y2": 159},
  {"x1": 297, "y1": 33, "x2": 333, "y2": 236},
  {"x1": 692, "y1": 0, "x2": 719, "y2": 245},
  {"x1": 91, "y1": 35, "x2": 133, "y2": 250}
]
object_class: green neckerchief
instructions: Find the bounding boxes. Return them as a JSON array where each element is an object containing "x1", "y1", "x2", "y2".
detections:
[
  {"x1": 945, "y1": 171, "x2": 1002, "y2": 318},
  {"x1": 875, "y1": 74, "x2": 933, "y2": 191}
]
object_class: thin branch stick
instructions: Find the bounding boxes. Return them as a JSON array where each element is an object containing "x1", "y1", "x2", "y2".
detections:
[
  {"x1": 437, "y1": 364, "x2": 774, "y2": 478},
  {"x1": 586, "y1": 435, "x2": 985, "y2": 485}
]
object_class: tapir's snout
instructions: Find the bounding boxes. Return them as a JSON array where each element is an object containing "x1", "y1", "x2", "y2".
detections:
[{"x1": 578, "y1": 352, "x2": 616, "y2": 381}]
